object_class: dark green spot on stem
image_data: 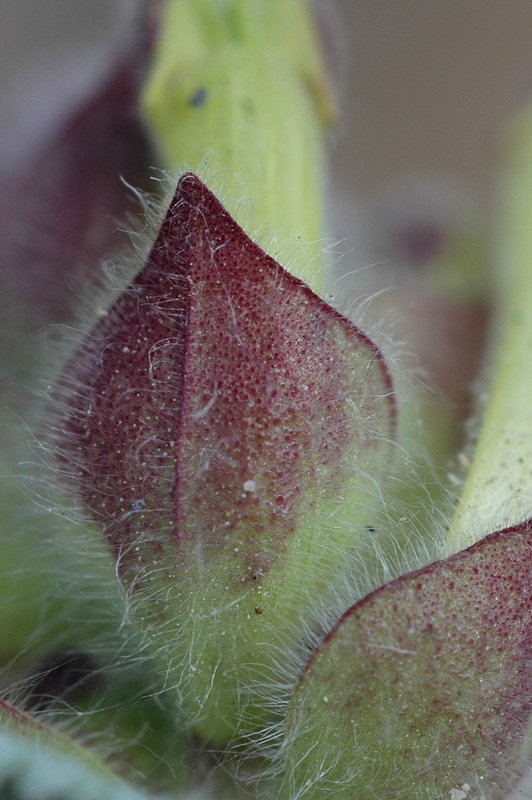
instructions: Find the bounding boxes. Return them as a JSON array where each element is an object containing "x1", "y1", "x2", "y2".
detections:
[{"x1": 189, "y1": 87, "x2": 208, "y2": 107}]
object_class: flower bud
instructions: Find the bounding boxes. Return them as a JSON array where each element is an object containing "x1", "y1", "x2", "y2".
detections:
[{"x1": 51, "y1": 173, "x2": 395, "y2": 743}]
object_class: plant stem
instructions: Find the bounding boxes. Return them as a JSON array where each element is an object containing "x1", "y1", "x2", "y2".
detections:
[
  {"x1": 140, "y1": 0, "x2": 334, "y2": 294},
  {"x1": 448, "y1": 104, "x2": 532, "y2": 552}
]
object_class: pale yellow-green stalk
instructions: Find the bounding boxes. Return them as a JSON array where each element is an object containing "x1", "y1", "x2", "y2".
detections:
[
  {"x1": 448, "y1": 102, "x2": 532, "y2": 552},
  {"x1": 141, "y1": 0, "x2": 334, "y2": 294}
]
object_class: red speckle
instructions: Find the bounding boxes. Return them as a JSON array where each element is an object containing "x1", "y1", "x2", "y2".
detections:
[
  {"x1": 297, "y1": 524, "x2": 532, "y2": 792},
  {"x1": 52, "y1": 174, "x2": 395, "y2": 583}
]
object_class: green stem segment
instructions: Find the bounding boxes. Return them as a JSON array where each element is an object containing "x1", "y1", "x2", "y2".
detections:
[
  {"x1": 140, "y1": 0, "x2": 334, "y2": 294},
  {"x1": 448, "y1": 104, "x2": 532, "y2": 552}
]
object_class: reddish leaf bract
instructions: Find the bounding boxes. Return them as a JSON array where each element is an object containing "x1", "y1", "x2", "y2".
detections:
[{"x1": 55, "y1": 173, "x2": 394, "y2": 579}]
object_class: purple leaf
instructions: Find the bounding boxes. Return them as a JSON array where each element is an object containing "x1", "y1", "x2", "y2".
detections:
[
  {"x1": 51, "y1": 173, "x2": 395, "y2": 741},
  {"x1": 0, "y1": 44, "x2": 154, "y2": 330}
]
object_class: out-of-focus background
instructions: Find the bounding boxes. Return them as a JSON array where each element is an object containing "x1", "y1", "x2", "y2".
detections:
[
  {"x1": 2, "y1": 1, "x2": 532, "y2": 208},
  {"x1": 329, "y1": 1, "x2": 532, "y2": 206}
]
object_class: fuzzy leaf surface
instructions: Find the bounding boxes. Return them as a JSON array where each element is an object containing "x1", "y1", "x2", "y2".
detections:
[
  {"x1": 283, "y1": 525, "x2": 532, "y2": 799},
  {"x1": 53, "y1": 173, "x2": 395, "y2": 741}
]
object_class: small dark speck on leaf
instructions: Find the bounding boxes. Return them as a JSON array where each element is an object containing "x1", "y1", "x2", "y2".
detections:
[
  {"x1": 366, "y1": 526, "x2": 376, "y2": 534},
  {"x1": 189, "y1": 87, "x2": 208, "y2": 107},
  {"x1": 255, "y1": 606, "x2": 263, "y2": 615},
  {"x1": 129, "y1": 499, "x2": 147, "y2": 513}
]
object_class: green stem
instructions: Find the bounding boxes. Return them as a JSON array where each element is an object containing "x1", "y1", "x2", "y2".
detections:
[
  {"x1": 448, "y1": 104, "x2": 532, "y2": 552},
  {"x1": 140, "y1": 0, "x2": 333, "y2": 294}
]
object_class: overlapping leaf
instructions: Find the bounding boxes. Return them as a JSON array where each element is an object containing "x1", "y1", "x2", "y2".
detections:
[{"x1": 283, "y1": 524, "x2": 532, "y2": 799}]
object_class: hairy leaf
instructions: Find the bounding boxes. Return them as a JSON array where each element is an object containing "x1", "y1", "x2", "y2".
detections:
[
  {"x1": 282, "y1": 525, "x2": 532, "y2": 799},
  {"x1": 52, "y1": 173, "x2": 395, "y2": 742}
]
